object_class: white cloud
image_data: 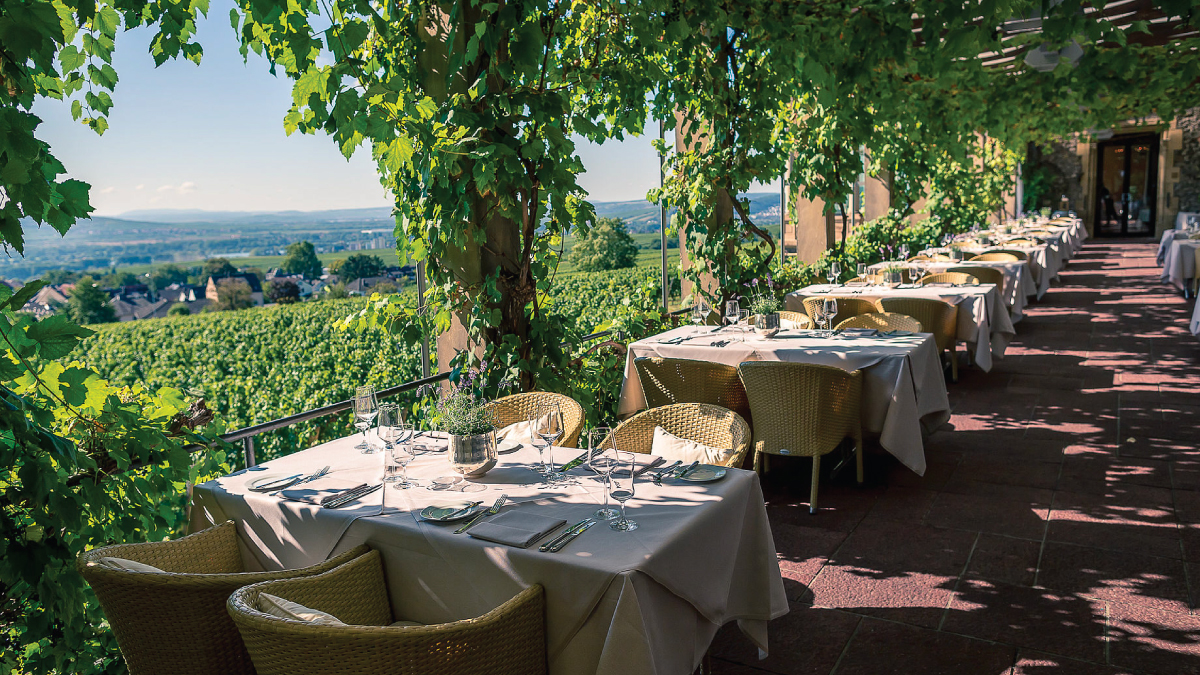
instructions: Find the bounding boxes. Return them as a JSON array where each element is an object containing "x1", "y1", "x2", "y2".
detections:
[
  {"x1": 156, "y1": 184, "x2": 174, "y2": 193},
  {"x1": 98, "y1": 186, "x2": 115, "y2": 194},
  {"x1": 156, "y1": 182, "x2": 198, "y2": 195},
  {"x1": 135, "y1": 184, "x2": 144, "y2": 190}
]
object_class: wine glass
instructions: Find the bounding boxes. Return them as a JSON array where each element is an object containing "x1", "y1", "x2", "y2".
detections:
[
  {"x1": 378, "y1": 403, "x2": 401, "y2": 455},
  {"x1": 899, "y1": 244, "x2": 910, "y2": 260},
  {"x1": 822, "y1": 298, "x2": 838, "y2": 335},
  {"x1": 535, "y1": 402, "x2": 565, "y2": 483},
  {"x1": 353, "y1": 385, "x2": 379, "y2": 453},
  {"x1": 724, "y1": 300, "x2": 740, "y2": 333},
  {"x1": 691, "y1": 300, "x2": 708, "y2": 334},
  {"x1": 388, "y1": 424, "x2": 415, "y2": 489},
  {"x1": 737, "y1": 309, "x2": 750, "y2": 341},
  {"x1": 856, "y1": 262, "x2": 867, "y2": 280},
  {"x1": 588, "y1": 427, "x2": 619, "y2": 520},
  {"x1": 827, "y1": 262, "x2": 842, "y2": 286},
  {"x1": 609, "y1": 450, "x2": 638, "y2": 532}
]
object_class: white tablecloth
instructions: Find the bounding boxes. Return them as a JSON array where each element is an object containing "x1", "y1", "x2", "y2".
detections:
[
  {"x1": 618, "y1": 326, "x2": 951, "y2": 475},
  {"x1": 191, "y1": 436, "x2": 787, "y2": 675},
  {"x1": 1159, "y1": 229, "x2": 1188, "y2": 265},
  {"x1": 786, "y1": 283, "x2": 1015, "y2": 372},
  {"x1": 1161, "y1": 237, "x2": 1200, "y2": 292},
  {"x1": 869, "y1": 259, "x2": 1037, "y2": 322}
]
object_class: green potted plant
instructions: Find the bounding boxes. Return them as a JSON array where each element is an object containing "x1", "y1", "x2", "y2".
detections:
[
  {"x1": 881, "y1": 265, "x2": 906, "y2": 287},
  {"x1": 430, "y1": 383, "x2": 498, "y2": 476},
  {"x1": 748, "y1": 283, "x2": 782, "y2": 338}
]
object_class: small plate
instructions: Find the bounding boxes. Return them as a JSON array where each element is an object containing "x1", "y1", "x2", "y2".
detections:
[
  {"x1": 884, "y1": 330, "x2": 914, "y2": 337},
  {"x1": 497, "y1": 440, "x2": 523, "y2": 455},
  {"x1": 421, "y1": 502, "x2": 487, "y2": 522},
  {"x1": 678, "y1": 465, "x2": 727, "y2": 483},
  {"x1": 247, "y1": 473, "x2": 299, "y2": 492}
]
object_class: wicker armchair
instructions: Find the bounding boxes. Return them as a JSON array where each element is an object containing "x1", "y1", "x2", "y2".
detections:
[
  {"x1": 778, "y1": 310, "x2": 811, "y2": 330},
  {"x1": 597, "y1": 403, "x2": 752, "y2": 469},
  {"x1": 78, "y1": 520, "x2": 370, "y2": 675},
  {"x1": 737, "y1": 362, "x2": 862, "y2": 514},
  {"x1": 801, "y1": 296, "x2": 877, "y2": 328},
  {"x1": 228, "y1": 550, "x2": 547, "y2": 675},
  {"x1": 947, "y1": 266, "x2": 1004, "y2": 289},
  {"x1": 986, "y1": 248, "x2": 1029, "y2": 261},
  {"x1": 633, "y1": 357, "x2": 751, "y2": 424},
  {"x1": 846, "y1": 274, "x2": 882, "y2": 285},
  {"x1": 918, "y1": 272, "x2": 978, "y2": 286},
  {"x1": 875, "y1": 297, "x2": 960, "y2": 380},
  {"x1": 835, "y1": 312, "x2": 923, "y2": 333},
  {"x1": 969, "y1": 252, "x2": 1020, "y2": 262},
  {"x1": 486, "y1": 392, "x2": 585, "y2": 448}
]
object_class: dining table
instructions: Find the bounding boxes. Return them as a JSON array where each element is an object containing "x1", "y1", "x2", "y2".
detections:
[
  {"x1": 922, "y1": 219, "x2": 1082, "y2": 299},
  {"x1": 1157, "y1": 228, "x2": 1192, "y2": 265},
  {"x1": 869, "y1": 258, "x2": 1037, "y2": 321},
  {"x1": 190, "y1": 435, "x2": 787, "y2": 675},
  {"x1": 1161, "y1": 234, "x2": 1200, "y2": 293},
  {"x1": 618, "y1": 325, "x2": 951, "y2": 475},
  {"x1": 786, "y1": 282, "x2": 1015, "y2": 372}
]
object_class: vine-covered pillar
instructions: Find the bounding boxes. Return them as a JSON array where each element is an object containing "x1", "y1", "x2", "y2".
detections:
[{"x1": 673, "y1": 110, "x2": 725, "y2": 304}]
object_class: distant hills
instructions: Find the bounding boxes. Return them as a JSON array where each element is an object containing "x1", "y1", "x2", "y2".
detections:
[{"x1": 114, "y1": 207, "x2": 396, "y2": 225}]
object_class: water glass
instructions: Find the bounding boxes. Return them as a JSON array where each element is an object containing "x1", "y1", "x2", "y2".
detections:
[
  {"x1": 377, "y1": 403, "x2": 401, "y2": 451},
  {"x1": 387, "y1": 423, "x2": 415, "y2": 488},
  {"x1": 609, "y1": 450, "x2": 638, "y2": 532},
  {"x1": 588, "y1": 427, "x2": 619, "y2": 520},
  {"x1": 724, "y1": 300, "x2": 740, "y2": 331},
  {"x1": 535, "y1": 402, "x2": 565, "y2": 483},
  {"x1": 822, "y1": 298, "x2": 838, "y2": 335},
  {"x1": 691, "y1": 300, "x2": 708, "y2": 334},
  {"x1": 856, "y1": 262, "x2": 867, "y2": 279},
  {"x1": 827, "y1": 261, "x2": 842, "y2": 286},
  {"x1": 353, "y1": 385, "x2": 379, "y2": 453}
]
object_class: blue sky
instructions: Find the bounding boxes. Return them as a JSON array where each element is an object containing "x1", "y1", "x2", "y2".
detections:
[{"x1": 35, "y1": 0, "x2": 775, "y2": 217}]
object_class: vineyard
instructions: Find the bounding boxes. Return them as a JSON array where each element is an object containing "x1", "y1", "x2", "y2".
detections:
[{"x1": 71, "y1": 267, "x2": 676, "y2": 463}]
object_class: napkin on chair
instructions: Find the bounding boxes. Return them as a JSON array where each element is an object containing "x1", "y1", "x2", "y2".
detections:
[{"x1": 467, "y1": 511, "x2": 567, "y2": 548}]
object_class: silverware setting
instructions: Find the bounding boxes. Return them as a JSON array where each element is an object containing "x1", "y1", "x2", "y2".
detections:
[
  {"x1": 323, "y1": 483, "x2": 382, "y2": 509},
  {"x1": 547, "y1": 516, "x2": 597, "y2": 550},
  {"x1": 708, "y1": 339, "x2": 730, "y2": 347},
  {"x1": 455, "y1": 494, "x2": 508, "y2": 533},
  {"x1": 540, "y1": 518, "x2": 595, "y2": 552},
  {"x1": 270, "y1": 466, "x2": 329, "y2": 496},
  {"x1": 676, "y1": 461, "x2": 700, "y2": 480},
  {"x1": 651, "y1": 460, "x2": 683, "y2": 485},
  {"x1": 439, "y1": 501, "x2": 484, "y2": 520},
  {"x1": 251, "y1": 473, "x2": 302, "y2": 492}
]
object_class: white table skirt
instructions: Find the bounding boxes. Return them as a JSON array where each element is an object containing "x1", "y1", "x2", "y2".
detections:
[
  {"x1": 617, "y1": 326, "x2": 951, "y2": 475},
  {"x1": 870, "y1": 259, "x2": 1036, "y2": 322},
  {"x1": 1192, "y1": 298, "x2": 1200, "y2": 337},
  {"x1": 191, "y1": 436, "x2": 788, "y2": 675},
  {"x1": 1162, "y1": 238, "x2": 1200, "y2": 292},
  {"x1": 1159, "y1": 229, "x2": 1188, "y2": 265},
  {"x1": 786, "y1": 283, "x2": 1015, "y2": 372}
]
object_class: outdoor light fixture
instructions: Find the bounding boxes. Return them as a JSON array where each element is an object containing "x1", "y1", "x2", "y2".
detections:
[{"x1": 1023, "y1": 40, "x2": 1084, "y2": 72}]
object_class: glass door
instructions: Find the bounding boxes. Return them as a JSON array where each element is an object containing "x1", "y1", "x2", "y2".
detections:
[{"x1": 1095, "y1": 134, "x2": 1159, "y2": 237}]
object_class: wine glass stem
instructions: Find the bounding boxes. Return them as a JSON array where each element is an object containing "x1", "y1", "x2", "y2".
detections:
[
  {"x1": 602, "y1": 479, "x2": 611, "y2": 510},
  {"x1": 619, "y1": 499, "x2": 628, "y2": 525}
]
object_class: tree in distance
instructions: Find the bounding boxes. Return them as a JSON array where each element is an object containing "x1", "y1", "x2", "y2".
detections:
[
  {"x1": 149, "y1": 265, "x2": 190, "y2": 293},
  {"x1": 266, "y1": 279, "x2": 300, "y2": 304},
  {"x1": 203, "y1": 258, "x2": 239, "y2": 279},
  {"x1": 337, "y1": 254, "x2": 385, "y2": 282},
  {"x1": 325, "y1": 282, "x2": 349, "y2": 299},
  {"x1": 66, "y1": 276, "x2": 116, "y2": 325},
  {"x1": 214, "y1": 278, "x2": 253, "y2": 311},
  {"x1": 568, "y1": 218, "x2": 638, "y2": 272},
  {"x1": 371, "y1": 280, "x2": 398, "y2": 295},
  {"x1": 167, "y1": 303, "x2": 191, "y2": 317},
  {"x1": 280, "y1": 241, "x2": 324, "y2": 280},
  {"x1": 100, "y1": 271, "x2": 139, "y2": 288},
  {"x1": 42, "y1": 269, "x2": 81, "y2": 285}
]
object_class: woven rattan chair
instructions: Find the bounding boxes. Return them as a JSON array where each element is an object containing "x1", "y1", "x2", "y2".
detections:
[
  {"x1": 598, "y1": 403, "x2": 752, "y2": 469},
  {"x1": 918, "y1": 272, "x2": 978, "y2": 286},
  {"x1": 78, "y1": 520, "x2": 370, "y2": 675},
  {"x1": 801, "y1": 296, "x2": 877, "y2": 329},
  {"x1": 969, "y1": 252, "x2": 1020, "y2": 262},
  {"x1": 737, "y1": 362, "x2": 862, "y2": 514},
  {"x1": 778, "y1": 310, "x2": 811, "y2": 329},
  {"x1": 228, "y1": 550, "x2": 547, "y2": 675},
  {"x1": 910, "y1": 254, "x2": 953, "y2": 262},
  {"x1": 947, "y1": 266, "x2": 1004, "y2": 289},
  {"x1": 486, "y1": 392, "x2": 585, "y2": 448},
  {"x1": 875, "y1": 297, "x2": 960, "y2": 380},
  {"x1": 835, "y1": 312, "x2": 923, "y2": 333},
  {"x1": 633, "y1": 357, "x2": 751, "y2": 424},
  {"x1": 986, "y1": 248, "x2": 1029, "y2": 261}
]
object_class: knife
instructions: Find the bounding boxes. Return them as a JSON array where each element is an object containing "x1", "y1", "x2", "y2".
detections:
[
  {"x1": 251, "y1": 474, "x2": 303, "y2": 492},
  {"x1": 539, "y1": 518, "x2": 592, "y2": 552},
  {"x1": 455, "y1": 494, "x2": 507, "y2": 534},
  {"x1": 324, "y1": 484, "x2": 381, "y2": 509},
  {"x1": 676, "y1": 461, "x2": 700, "y2": 480},
  {"x1": 709, "y1": 325, "x2": 724, "y2": 333},
  {"x1": 546, "y1": 520, "x2": 596, "y2": 553},
  {"x1": 437, "y1": 501, "x2": 484, "y2": 521},
  {"x1": 557, "y1": 451, "x2": 590, "y2": 473}
]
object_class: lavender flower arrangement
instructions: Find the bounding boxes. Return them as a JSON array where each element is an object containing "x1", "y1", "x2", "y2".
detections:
[{"x1": 747, "y1": 277, "x2": 781, "y2": 315}]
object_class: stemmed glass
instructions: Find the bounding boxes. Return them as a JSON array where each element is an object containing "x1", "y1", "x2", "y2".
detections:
[
  {"x1": 353, "y1": 385, "x2": 379, "y2": 453},
  {"x1": 826, "y1": 262, "x2": 842, "y2": 286},
  {"x1": 691, "y1": 300, "x2": 708, "y2": 334},
  {"x1": 737, "y1": 309, "x2": 750, "y2": 341},
  {"x1": 534, "y1": 402, "x2": 565, "y2": 483},
  {"x1": 588, "y1": 427, "x2": 619, "y2": 520},
  {"x1": 609, "y1": 450, "x2": 638, "y2": 531},
  {"x1": 822, "y1": 297, "x2": 838, "y2": 335},
  {"x1": 387, "y1": 422, "x2": 415, "y2": 489},
  {"x1": 856, "y1": 262, "x2": 867, "y2": 280},
  {"x1": 724, "y1": 300, "x2": 740, "y2": 334},
  {"x1": 378, "y1": 403, "x2": 401, "y2": 456},
  {"x1": 899, "y1": 244, "x2": 910, "y2": 261}
]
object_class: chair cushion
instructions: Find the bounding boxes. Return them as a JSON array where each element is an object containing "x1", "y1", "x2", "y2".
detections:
[
  {"x1": 257, "y1": 593, "x2": 346, "y2": 626},
  {"x1": 91, "y1": 557, "x2": 166, "y2": 574},
  {"x1": 650, "y1": 426, "x2": 734, "y2": 465},
  {"x1": 496, "y1": 416, "x2": 547, "y2": 446}
]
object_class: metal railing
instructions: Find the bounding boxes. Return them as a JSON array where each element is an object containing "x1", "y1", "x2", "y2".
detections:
[{"x1": 224, "y1": 312, "x2": 688, "y2": 467}]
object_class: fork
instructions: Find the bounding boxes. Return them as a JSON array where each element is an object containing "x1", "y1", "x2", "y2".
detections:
[
  {"x1": 270, "y1": 466, "x2": 329, "y2": 496},
  {"x1": 651, "y1": 460, "x2": 683, "y2": 485}
]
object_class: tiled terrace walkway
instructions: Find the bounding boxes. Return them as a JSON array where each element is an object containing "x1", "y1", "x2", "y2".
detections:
[{"x1": 712, "y1": 241, "x2": 1200, "y2": 675}]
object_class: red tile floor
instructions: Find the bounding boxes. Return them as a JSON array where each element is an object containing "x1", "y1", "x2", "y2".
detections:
[{"x1": 710, "y1": 240, "x2": 1200, "y2": 675}]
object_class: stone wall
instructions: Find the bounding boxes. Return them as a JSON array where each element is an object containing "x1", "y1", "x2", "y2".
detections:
[
  {"x1": 1176, "y1": 107, "x2": 1200, "y2": 212},
  {"x1": 1026, "y1": 138, "x2": 1085, "y2": 213}
]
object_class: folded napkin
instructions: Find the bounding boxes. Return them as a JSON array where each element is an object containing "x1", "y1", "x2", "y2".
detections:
[
  {"x1": 280, "y1": 480, "x2": 369, "y2": 506},
  {"x1": 468, "y1": 511, "x2": 567, "y2": 548},
  {"x1": 611, "y1": 454, "x2": 666, "y2": 478},
  {"x1": 839, "y1": 328, "x2": 879, "y2": 337}
]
